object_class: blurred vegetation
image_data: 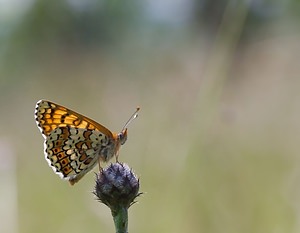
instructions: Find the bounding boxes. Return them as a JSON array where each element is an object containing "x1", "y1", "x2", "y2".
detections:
[{"x1": 1, "y1": 0, "x2": 300, "y2": 233}]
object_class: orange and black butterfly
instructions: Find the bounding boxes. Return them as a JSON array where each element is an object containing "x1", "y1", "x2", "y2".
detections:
[{"x1": 35, "y1": 100, "x2": 139, "y2": 185}]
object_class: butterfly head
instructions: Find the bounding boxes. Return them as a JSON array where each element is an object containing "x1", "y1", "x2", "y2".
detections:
[{"x1": 118, "y1": 128, "x2": 128, "y2": 145}]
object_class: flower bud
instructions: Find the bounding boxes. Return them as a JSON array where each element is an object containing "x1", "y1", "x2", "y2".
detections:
[{"x1": 94, "y1": 163, "x2": 140, "y2": 210}]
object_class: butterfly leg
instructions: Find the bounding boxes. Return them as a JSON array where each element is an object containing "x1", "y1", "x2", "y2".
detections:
[
  {"x1": 115, "y1": 151, "x2": 120, "y2": 163},
  {"x1": 98, "y1": 158, "x2": 103, "y2": 171}
]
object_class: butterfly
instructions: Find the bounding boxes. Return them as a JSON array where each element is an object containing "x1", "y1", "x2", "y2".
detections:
[{"x1": 34, "y1": 100, "x2": 139, "y2": 185}]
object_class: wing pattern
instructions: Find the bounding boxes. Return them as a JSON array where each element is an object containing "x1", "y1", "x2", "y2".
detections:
[{"x1": 35, "y1": 100, "x2": 119, "y2": 185}]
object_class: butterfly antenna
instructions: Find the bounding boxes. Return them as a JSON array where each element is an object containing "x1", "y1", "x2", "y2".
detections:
[{"x1": 122, "y1": 107, "x2": 140, "y2": 130}]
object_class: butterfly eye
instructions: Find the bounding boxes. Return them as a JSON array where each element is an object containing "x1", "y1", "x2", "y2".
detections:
[{"x1": 118, "y1": 129, "x2": 128, "y2": 145}]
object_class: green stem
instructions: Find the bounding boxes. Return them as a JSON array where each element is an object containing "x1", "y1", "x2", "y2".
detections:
[{"x1": 111, "y1": 206, "x2": 128, "y2": 233}]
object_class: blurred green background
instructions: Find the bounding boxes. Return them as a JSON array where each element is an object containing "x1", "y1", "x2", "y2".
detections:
[{"x1": 1, "y1": 0, "x2": 300, "y2": 232}]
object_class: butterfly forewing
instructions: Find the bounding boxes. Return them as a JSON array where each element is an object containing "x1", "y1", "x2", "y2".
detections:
[
  {"x1": 35, "y1": 100, "x2": 113, "y2": 138},
  {"x1": 34, "y1": 100, "x2": 120, "y2": 185}
]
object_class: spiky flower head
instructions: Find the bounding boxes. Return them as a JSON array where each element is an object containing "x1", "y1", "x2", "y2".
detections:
[{"x1": 94, "y1": 163, "x2": 140, "y2": 211}]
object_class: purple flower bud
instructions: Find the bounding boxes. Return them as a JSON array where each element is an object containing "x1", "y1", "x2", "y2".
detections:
[{"x1": 94, "y1": 163, "x2": 141, "y2": 210}]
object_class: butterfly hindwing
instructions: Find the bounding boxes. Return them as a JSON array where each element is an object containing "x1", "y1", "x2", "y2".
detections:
[{"x1": 45, "y1": 126, "x2": 110, "y2": 184}]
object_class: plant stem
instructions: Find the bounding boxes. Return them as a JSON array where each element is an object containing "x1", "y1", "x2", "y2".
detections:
[{"x1": 111, "y1": 206, "x2": 128, "y2": 233}]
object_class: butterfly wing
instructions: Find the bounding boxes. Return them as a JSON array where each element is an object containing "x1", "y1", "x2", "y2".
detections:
[
  {"x1": 35, "y1": 100, "x2": 113, "y2": 138},
  {"x1": 45, "y1": 126, "x2": 113, "y2": 185},
  {"x1": 35, "y1": 100, "x2": 118, "y2": 185}
]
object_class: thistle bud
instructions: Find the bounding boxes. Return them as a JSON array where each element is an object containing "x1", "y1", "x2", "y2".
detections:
[
  {"x1": 94, "y1": 163, "x2": 141, "y2": 233},
  {"x1": 94, "y1": 162, "x2": 140, "y2": 209}
]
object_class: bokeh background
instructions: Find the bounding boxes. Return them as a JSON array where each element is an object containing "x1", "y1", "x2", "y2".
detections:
[{"x1": 1, "y1": 0, "x2": 300, "y2": 232}]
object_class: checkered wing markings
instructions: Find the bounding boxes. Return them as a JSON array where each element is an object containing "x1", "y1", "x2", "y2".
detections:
[
  {"x1": 34, "y1": 100, "x2": 123, "y2": 184},
  {"x1": 45, "y1": 127, "x2": 108, "y2": 179},
  {"x1": 34, "y1": 100, "x2": 113, "y2": 138}
]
